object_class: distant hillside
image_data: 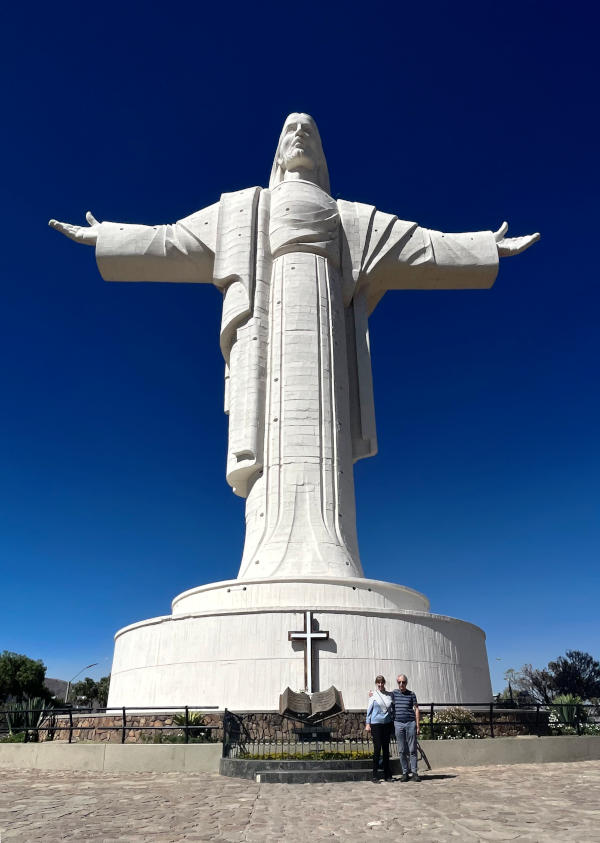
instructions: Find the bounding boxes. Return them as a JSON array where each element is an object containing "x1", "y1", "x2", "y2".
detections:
[{"x1": 45, "y1": 678, "x2": 68, "y2": 699}]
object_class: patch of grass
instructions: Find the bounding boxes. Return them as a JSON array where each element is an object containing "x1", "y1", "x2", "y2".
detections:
[{"x1": 0, "y1": 731, "x2": 26, "y2": 743}]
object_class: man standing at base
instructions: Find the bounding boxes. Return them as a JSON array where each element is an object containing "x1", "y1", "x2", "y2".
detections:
[{"x1": 392, "y1": 674, "x2": 420, "y2": 782}]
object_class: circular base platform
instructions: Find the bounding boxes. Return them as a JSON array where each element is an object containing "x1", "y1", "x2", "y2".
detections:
[{"x1": 107, "y1": 577, "x2": 492, "y2": 710}]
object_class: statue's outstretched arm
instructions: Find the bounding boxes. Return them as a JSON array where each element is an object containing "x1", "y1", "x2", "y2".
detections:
[
  {"x1": 365, "y1": 218, "x2": 540, "y2": 308},
  {"x1": 49, "y1": 205, "x2": 218, "y2": 285}
]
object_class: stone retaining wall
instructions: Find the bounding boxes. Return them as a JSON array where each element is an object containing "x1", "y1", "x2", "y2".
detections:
[
  {"x1": 1, "y1": 736, "x2": 599, "y2": 773},
  {"x1": 37, "y1": 708, "x2": 546, "y2": 743},
  {"x1": 42, "y1": 712, "x2": 224, "y2": 743},
  {"x1": 41, "y1": 711, "x2": 367, "y2": 743}
]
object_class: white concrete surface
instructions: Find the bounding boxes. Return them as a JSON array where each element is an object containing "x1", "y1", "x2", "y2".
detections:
[
  {"x1": 0, "y1": 743, "x2": 222, "y2": 773},
  {"x1": 48, "y1": 112, "x2": 538, "y2": 584},
  {"x1": 108, "y1": 577, "x2": 492, "y2": 710},
  {"x1": 1, "y1": 738, "x2": 597, "y2": 773},
  {"x1": 50, "y1": 112, "x2": 539, "y2": 712},
  {"x1": 170, "y1": 576, "x2": 430, "y2": 615}
]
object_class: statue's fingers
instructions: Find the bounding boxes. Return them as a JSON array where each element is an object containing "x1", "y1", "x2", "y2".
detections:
[
  {"x1": 49, "y1": 220, "x2": 81, "y2": 241},
  {"x1": 498, "y1": 232, "x2": 540, "y2": 257},
  {"x1": 49, "y1": 219, "x2": 70, "y2": 231},
  {"x1": 86, "y1": 211, "x2": 99, "y2": 226},
  {"x1": 519, "y1": 233, "x2": 540, "y2": 252},
  {"x1": 513, "y1": 233, "x2": 539, "y2": 251},
  {"x1": 494, "y1": 221, "x2": 509, "y2": 241}
]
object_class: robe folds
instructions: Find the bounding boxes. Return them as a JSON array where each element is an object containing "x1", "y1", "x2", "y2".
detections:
[{"x1": 95, "y1": 185, "x2": 498, "y2": 578}]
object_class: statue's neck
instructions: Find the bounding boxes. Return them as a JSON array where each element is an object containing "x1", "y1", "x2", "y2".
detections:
[{"x1": 283, "y1": 169, "x2": 319, "y2": 185}]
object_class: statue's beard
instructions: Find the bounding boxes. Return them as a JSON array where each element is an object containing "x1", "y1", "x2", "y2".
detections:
[{"x1": 282, "y1": 147, "x2": 316, "y2": 171}]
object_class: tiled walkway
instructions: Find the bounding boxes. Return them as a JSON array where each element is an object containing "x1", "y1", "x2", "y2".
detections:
[{"x1": 1, "y1": 761, "x2": 599, "y2": 841}]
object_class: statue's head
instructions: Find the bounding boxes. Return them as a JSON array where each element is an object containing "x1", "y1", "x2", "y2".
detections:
[{"x1": 269, "y1": 112, "x2": 330, "y2": 194}]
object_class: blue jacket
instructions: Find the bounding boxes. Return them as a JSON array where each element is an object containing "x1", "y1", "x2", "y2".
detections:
[{"x1": 366, "y1": 693, "x2": 394, "y2": 724}]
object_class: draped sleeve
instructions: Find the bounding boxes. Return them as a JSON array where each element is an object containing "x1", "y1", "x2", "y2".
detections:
[{"x1": 95, "y1": 203, "x2": 219, "y2": 284}]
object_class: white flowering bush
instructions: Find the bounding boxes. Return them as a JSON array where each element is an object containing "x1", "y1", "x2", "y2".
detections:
[
  {"x1": 420, "y1": 706, "x2": 483, "y2": 740},
  {"x1": 547, "y1": 694, "x2": 597, "y2": 735},
  {"x1": 548, "y1": 708, "x2": 576, "y2": 735}
]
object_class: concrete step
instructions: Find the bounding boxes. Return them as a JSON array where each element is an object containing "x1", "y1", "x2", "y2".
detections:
[
  {"x1": 221, "y1": 757, "x2": 404, "y2": 782},
  {"x1": 256, "y1": 768, "x2": 387, "y2": 783}
]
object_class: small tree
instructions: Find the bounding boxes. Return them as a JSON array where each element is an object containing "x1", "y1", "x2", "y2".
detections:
[
  {"x1": 512, "y1": 664, "x2": 555, "y2": 705},
  {"x1": 97, "y1": 676, "x2": 110, "y2": 708},
  {"x1": 0, "y1": 652, "x2": 49, "y2": 703},
  {"x1": 548, "y1": 651, "x2": 600, "y2": 701},
  {"x1": 512, "y1": 650, "x2": 600, "y2": 705},
  {"x1": 70, "y1": 675, "x2": 111, "y2": 708},
  {"x1": 71, "y1": 678, "x2": 99, "y2": 707}
]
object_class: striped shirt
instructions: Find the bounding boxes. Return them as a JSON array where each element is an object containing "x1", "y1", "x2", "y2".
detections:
[{"x1": 391, "y1": 689, "x2": 418, "y2": 722}]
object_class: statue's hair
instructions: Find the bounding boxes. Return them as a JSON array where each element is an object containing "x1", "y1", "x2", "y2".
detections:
[{"x1": 269, "y1": 113, "x2": 330, "y2": 194}]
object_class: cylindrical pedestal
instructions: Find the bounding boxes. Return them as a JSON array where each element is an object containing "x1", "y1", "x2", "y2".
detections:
[{"x1": 107, "y1": 577, "x2": 492, "y2": 710}]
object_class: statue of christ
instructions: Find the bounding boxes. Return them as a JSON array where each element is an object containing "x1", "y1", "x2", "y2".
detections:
[{"x1": 50, "y1": 113, "x2": 538, "y2": 581}]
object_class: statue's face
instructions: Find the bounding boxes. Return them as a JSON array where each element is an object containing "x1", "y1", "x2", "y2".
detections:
[{"x1": 278, "y1": 114, "x2": 319, "y2": 173}]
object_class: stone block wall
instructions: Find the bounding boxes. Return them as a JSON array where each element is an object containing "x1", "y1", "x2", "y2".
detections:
[
  {"x1": 41, "y1": 712, "x2": 224, "y2": 744},
  {"x1": 36, "y1": 707, "x2": 548, "y2": 743},
  {"x1": 39, "y1": 710, "x2": 369, "y2": 744}
]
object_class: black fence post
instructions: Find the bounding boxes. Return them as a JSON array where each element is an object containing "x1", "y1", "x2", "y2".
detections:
[
  {"x1": 489, "y1": 703, "x2": 494, "y2": 738},
  {"x1": 68, "y1": 708, "x2": 73, "y2": 744},
  {"x1": 223, "y1": 708, "x2": 229, "y2": 757},
  {"x1": 185, "y1": 706, "x2": 189, "y2": 744},
  {"x1": 535, "y1": 704, "x2": 541, "y2": 737},
  {"x1": 24, "y1": 706, "x2": 29, "y2": 743},
  {"x1": 430, "y1": 703, "x2": 435, "y2": 740},
  {"x1": 121, "y1": 707, "x2": 126, "y2": 744},
  {"x1": 36, "y1": 707, "x2": 45, "y2": 742},
  {"x1": 576, "y1": 704, "x2": 582, "y2": 736}
]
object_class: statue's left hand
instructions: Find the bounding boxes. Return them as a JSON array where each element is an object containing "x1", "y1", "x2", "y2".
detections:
[
  {"x1": 48, "y1": 211, "x2": 101, "y2": 245},
  {"x1": 494, "y1": 221, "x2": 540, "y2": 257}
]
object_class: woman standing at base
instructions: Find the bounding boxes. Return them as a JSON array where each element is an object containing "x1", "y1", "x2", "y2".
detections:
[{"x1": 365, "y1": 675, "x2": 394, "y2": 782}]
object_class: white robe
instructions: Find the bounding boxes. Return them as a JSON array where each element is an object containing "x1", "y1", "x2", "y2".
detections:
[{"x1": 95, "y1": 185, "x2": 498, "y2": 579}]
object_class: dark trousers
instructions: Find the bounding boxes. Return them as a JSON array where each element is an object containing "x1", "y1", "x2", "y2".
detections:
[{"x1": 371, "y1": 722, "x2": 392, "y2": 777}]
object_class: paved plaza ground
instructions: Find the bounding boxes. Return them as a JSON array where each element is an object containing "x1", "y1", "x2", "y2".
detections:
[{"x1": 0, "y1": 760, "x2": 599, "y2": 842}]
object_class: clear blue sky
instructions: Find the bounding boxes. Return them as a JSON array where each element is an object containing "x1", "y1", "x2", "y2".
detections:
[{"x1": 1, "y1": 0, "x2": 597, "y2": 697}]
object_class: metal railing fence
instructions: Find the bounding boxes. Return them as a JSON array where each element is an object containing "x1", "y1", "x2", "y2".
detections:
[
  {"x1": 0, "y1": 705, "x2": 219, "y2": 744},
  {"x1": 1, "y1": 702, "x2": 598, "y2": 750},
  {"x1": 420, "y1": 701, "x2": 599, "y2": 739},
  {"x1": 222, "y1": 708, "x2": 374, "y2": 758},
  {"x1": 222, "y1": 702, "x2": 600, "y2": 758}
]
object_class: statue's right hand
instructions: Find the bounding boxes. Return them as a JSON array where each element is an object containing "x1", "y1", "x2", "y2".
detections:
[{"x1": 48, "y1": 211, "x2": 101, "y2": 245}]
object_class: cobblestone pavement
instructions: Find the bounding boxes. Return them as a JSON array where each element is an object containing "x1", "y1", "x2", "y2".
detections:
[{"x1": 1, "y1": 761, "x2": 599, "y2": 842}]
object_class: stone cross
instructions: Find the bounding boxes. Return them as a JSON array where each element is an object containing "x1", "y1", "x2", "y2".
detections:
[{"x1": 288, "y1": 610, "x2": 329, "y2": 694}]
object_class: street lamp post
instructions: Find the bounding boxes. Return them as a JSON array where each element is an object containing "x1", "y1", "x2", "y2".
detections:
[{"x1": 64, "y1": 662, "x2": 98, "y2": 704}]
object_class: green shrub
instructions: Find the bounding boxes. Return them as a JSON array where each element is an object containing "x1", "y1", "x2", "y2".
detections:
[
  {"x1": 420, "y1": 706, "x2": 482, "y2": 740},
  {"x1": 172, "y1": 711, "x2": 212, "y2": 741},
  {"x1": 142, "y1": 734, "x2": 213, "y2": 744},
  {"x1": 3, "y1": 698, "x2": 56, "y2": 741},
  {"x1": 548, "y1": 694, "x2": 586, "y2": 734}
]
